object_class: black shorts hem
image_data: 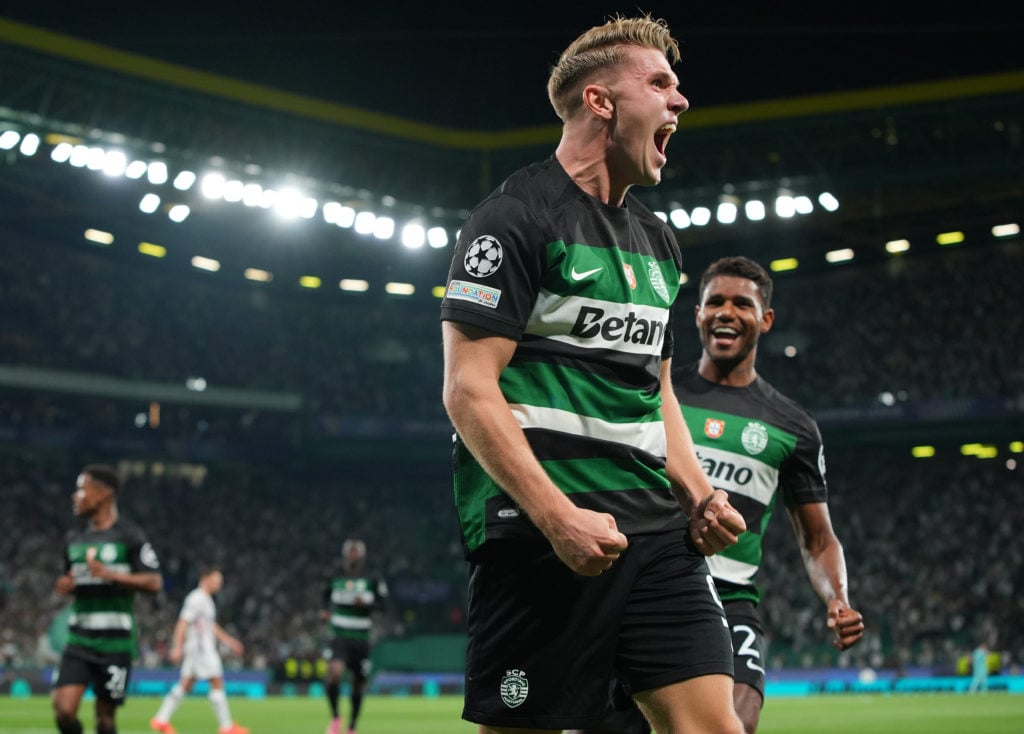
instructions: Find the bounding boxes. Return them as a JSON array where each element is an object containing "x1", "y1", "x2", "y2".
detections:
[
  {"x1": 462, "y1": 707, "x2": 606, "y2": 730},
  {"x1": 631, "y1": 660, "x2": 734, "y2": 696}
]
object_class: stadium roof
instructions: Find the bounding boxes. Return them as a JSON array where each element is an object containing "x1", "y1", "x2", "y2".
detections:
[{"x1": 1, "y1": 6, "x2": 1022, "y2": 291}]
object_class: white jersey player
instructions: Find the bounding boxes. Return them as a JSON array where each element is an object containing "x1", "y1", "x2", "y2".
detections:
[{"x1": 150, "y1": 566, "x2": 249, "y2": 734}]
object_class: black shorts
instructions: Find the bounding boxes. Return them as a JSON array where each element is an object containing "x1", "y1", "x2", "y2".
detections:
[
  {"x1": 725, "y1": 599, "x2": 767, "y2": 700},
  {"x1": 462, "y1": 532, "x2": 733, "y2": 730},
  {"x1": 54, "y1": 646, "x2": 133, "y2": 705},
  {"x1": 327, "y1": 637, "x2": 372, "y2": 678}
]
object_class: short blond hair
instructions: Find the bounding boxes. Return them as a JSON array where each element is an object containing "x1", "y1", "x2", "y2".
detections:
[{"x1": 547, "y1": 13, "x2": 681, "y2": 121}]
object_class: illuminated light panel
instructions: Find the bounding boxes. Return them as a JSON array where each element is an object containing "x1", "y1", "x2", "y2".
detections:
[
  {"x1": 770, "y1": 258, "x2": 799, "y2": 272},
  {"x1": 992, "y1": 223, "x2": 1019, "y2": 238},
  {"x1": 45, "y1": 133, "x2": 82, "y2": 146},
  {"x1": 138, "y1": 242, "x2": 167, "y2": 258},
  {"x1": 885, "y1": 239, "x2": 910, "y2": 254},
  {"x1": 911, "y1": 446, "x2": 936, "y2": 458},
  {"x1": 678, "y1": 273, "x2": 689, "y2": 285},
  {"x1": 84, "y1": 229, "x2": 114, "y2": 246},
  {"x1": 961, "y1": 443, "x2": 998, "y2": 459},
  {"x1": 125, "y1": 160, "x2": 148, "y2": 179},
  {"x1": 936, "y1": 231, "x2": 965, "y2": 246},
  {"x1": 173, "y1": 170, "x2": 197, "y2": 190},
  {"x1": 744, "y1": 200, "x2": 766, "y2": 221},
  {"x1": 669, "y1": 208, "x2": 691, "y2": 228},
  {"x1": 354, "y1": 211, "x2": 376, "y2": 235},
  {"x1": 50, "y1": 142, "x2": 73, "y2": 163},
  {"x1": 431, "y1": 285, "x2": 447, "y2": 298},
  {"x1": 373, "y1": 216, "x2": 395, "y2": 240},
  {"x1": 299, "y1": 276, "x2": 321, "y2": 289},
  {"x1": 818, "y1": 192, "x2": 840, "y2": 212},
  {"x1": 101, "y1": 150, "x2": 127, "y2": 176},
  {"x1": 85, "y1": 147, "x2": 105, "y2": 170},
  {"x1": 191, "y1": 256, "x2": 220, "y2": 272},
  {"x1": 716, "y1": 201, "x2": 738, "y2": 224},
  {"x1": 774, "y1": 195, "x2": 796, "y2": 218},
  {"x1": 201, "y1": 173, "x2": 227, "y2": 199},
  {"x1": 653, "y1": 211, "x2": 668, "y2": 223},
  {"x1": 147, "y1": 161, "x2": 168, "y2": 185},
  {"x1": 168, "y1": 205, "x2": 190, "y2": 223},
  {"x1": 223, "y1": 180, "x2": 245, "y2": 203},
  {"x1": 19, "y1": 133, "x2": 40, "y2": 156},
  {"x1": 242, "y1": 183, "x2": 263, "y2": 207},
  {"x1": 0, "y1": 130, "x2": 20, "y2": 150},
  {"x1": 826, "y1": 248, "x2": 854, "y2": 263},
  {"x1": 427, "y1": 227, "x2": 449, "y2": 248},
  {"x1": 385, "y1": 282, "x2": 415, "y2": 295},
  {"x1": 793, "y1": 195, "x2": 813, "y2": 214},
  {"x1": 401, "y1": 223, "x2": 426, "y2": 249},
  {"x1": 340, "y1": 279, "x2": 369, "y2": 292},
  {"x1": 139, "y1": 193, "x2": 161, "y2": 213},
  {"x1": 244, "y1": 268, "x2": 273, "y2": 282},
  {"x1": 690, "y1": 206, "x2": 711, "y2": 226},
  {"x1": 1010, "y1": 441, "x2": 1024, "y2": 453}
]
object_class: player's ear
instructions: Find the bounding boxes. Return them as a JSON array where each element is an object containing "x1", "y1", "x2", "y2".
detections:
[
  {"x1": 761, "y1": 307, "x2": 775, "y2": 333},
  {"x1": 582, "y1": 84, "x2": 613, "y2": 120}
]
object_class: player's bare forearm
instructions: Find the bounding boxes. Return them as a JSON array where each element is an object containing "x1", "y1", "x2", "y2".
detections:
[{"x1": 87, "y1": 560, "x2": 162, "y2": 593}]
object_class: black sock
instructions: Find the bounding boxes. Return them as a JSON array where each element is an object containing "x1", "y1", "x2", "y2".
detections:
[
  {"x1": 57, "y1": 720, "x2": 83, "y2": 734},
  {"x1": 349, "y1": 690, "x2": 363, "y2": 729},
  {"x1": 326, "y1": 681, "x2": 340, "y2": 717}
]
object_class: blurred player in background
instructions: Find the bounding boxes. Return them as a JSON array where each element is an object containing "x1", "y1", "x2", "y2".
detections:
[
  {"x1": 322, "y1": 538, "x2": 388, "y2": 734},
  {"x1": 575, "y1": 256, "x2": 865, "y2": 734},
  {"x1": 52, "y1": 464, "x2": 162, "y2": 734},
  {"x1": 150, "y1": 565, "x2": 248, "y2": 734}
]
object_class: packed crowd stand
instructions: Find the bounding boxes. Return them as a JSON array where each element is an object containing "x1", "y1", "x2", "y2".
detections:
[{"x1": 1, "y1": 237, "x2": 1021, "y2": 677}]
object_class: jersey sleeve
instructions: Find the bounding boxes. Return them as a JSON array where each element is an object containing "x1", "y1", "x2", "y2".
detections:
[
  {"x1": 439, "y1": 193, "x2": 546, "y2": 340},
  {"x1": 179, "y1": 590, "x2": 200, "y2": 622},
  {"x1": 128, "y1": 524, "x2": 161, "y2": 574},
  {"x1": 779, "y1": 413, "x2": 829, "y2": 505}
]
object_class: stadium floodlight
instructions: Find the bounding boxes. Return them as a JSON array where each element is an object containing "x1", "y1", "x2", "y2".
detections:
[
  {"x1": 689, "y1": 206, "x2": 711, "y2": 226},
  {"x1": 138, "y1": 242, "x2": 167, "y2": 258},
  {"x1": 191, "y1": 255, "x2": 220, "y2": 272},
  {"x1": 258, "y1": 188, "x2": 277, "y2": 209},
  {"x1": 770, "y1": 257, "x2": 799, "y2": 272},
  {"x1": 678, "y1": 273, "x2": 689, "y2": 285},
  {"x1": 139, "y1": 193, "x2": 161, "y2": 213},
  {"x1": 185, "y1": 376, "x2": 208, "y2": 391},
  {"x1": 242, "y1": 183, "x2": 263, "y2": 207},
  {"x1": 125, "y1": 160, "x2": 148, "y2": 179},
  {"x1": 431, "y1": 285, "x2": 447, "y2": 298},
  {"x1": 354, "y1": 211, "x2": 376, "y2": 235},
  {"x1": 825, "y1": 248, "x2": 855, "y2": 263},
  {"x1": 374, "y1": 216, "x2": 395, "y2": 240},
  {"x1": 69, "y1": 145, "x2": 90, "y2": 167},
  {"x1": 653, "y1": 211, "x2": 668, "y2": 223},
  {"x1": 885, "y1": 239, "x2": 910, "y2": 254},
  {"x1": 173, "y1": 170, "x2": 197, "y2": 190},
  {"x1": 936, "y1": 231, "x2": 965, "y2": 246},
  {"x1": 273, "y1": 187, "x2": 312, "y2": 219},
  {"x1": 322, "y1": 201, "x2": 343, "y2": 224},
  {"x1": 201, "y1": 172, "x2": 227, "y2": 200},
  {"x1": 0, "y1": 130, "x2": 20, "y2": 150},
  {"x1": 299, "y1": 275, "x2": 321, "y2": 289},
  {"x1": 84, "y1": 229, "x2": 114, "y2": 246},
  {"x1": 86, "y1": 147, "x2": 106, "y2": 171},
  {"x1": 793, "y1": 195, "x2": 813, "y2": 215},
  {"x1": 385, "y1": 282, "x2": 415, "y2": 295},
  {"x1": 911, "y1": 446, "x2": 936, "y2": 458},
  {"x1": 744, "y1": 200, "x2": 766, "y2": 221},
  {"x1": 19, "y1": 133, "x2": 40, "y2": 156},
  {"x1": 340, "y1": 279, "x2": 369, "y2": 292},
  {"x1": 784, "y1": 345, "x2": 798, "y2": 357},
  {"x1": 992, "y1": 223, "x2": 1020, "y2": 238},
  {"x1": 168, "y1": 204, "x2": 190, "y2": 223},
  {"x1": 244, "y1": 268, "x2": 273, "y2": 282},
  {"x1": 774, "y1": 194, "x2": 796, "y2": 218},
  {"x1": 818, "y1": 192, "x2": 840, "y2": 211},
  {"x1": 716, "y1": 197, "x2": 739, "y2": 225},
  {"x1": 223, "y1": 179, "x2": 245, "y2": 203},
  {"x1": 668, "y1": 207, "x2": 690, "y2": 229},
  {"x1": 401, "y1": 223, "x2": 426, "y2": 249},
  {"x1": 101, "y1": 150, "x2": 128, "y2": 177},
  {"x1": 147, "y1": 160, "x2": 168, "y2": 185},
  {"x1": 427, "y1": 227, "x2": 449, "y2": 248},
  {"x1": 51, "y1": 142, "x2": 73, "y2": 163}
]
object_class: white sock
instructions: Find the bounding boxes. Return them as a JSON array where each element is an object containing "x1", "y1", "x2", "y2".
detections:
[
  {"x1": 155, "y1": 683, "x2": 185, "y2": 723},
  {"x1": 209, "y1": 688, "x2": 233, "y2": 728}
]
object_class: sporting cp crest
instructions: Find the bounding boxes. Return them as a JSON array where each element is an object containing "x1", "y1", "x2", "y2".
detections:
[
  {"x1": 741, "y1": 421, "x2": 769, "y2": 455},
  {"x1": 500, "y1": 669, "x2": 529, "y2": 708},
  {"x1": 623, "y1": 263, "x2": 637, "y2": 290},
  {"x1": 704, "y1": 418, "x2": 725, "y2": 439}
]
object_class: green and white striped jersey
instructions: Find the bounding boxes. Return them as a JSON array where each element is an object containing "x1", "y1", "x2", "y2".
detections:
[
  {"x1": 323, "y1": 576, "x2": 388, "y2": 642},
  {"x1": 674, "y1": 363, "x2": 828, "y2": 604},
  {"x1": 63, "y1": 518, "x2": 160, "y2": 660},
  {"x1": 441, "y1": 158, "x2": 687, "y2": 554}
]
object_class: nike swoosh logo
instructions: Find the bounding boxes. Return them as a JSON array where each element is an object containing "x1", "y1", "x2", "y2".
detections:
[{"x1": 570, "y1": 266, "x2": 603, "y2": 281}]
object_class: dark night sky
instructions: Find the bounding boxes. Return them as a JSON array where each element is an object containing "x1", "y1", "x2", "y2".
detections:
[{"x1": 3, "y1": 2, "x2": 1023, "y2": 129}]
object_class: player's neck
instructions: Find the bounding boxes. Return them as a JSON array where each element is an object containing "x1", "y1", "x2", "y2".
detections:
[
  {"x1": 698, "y1": 354, "x2": 758, "y2": 387},
  {"x1": 89, "y1": 503, "x2": 118, "y2": 531}
]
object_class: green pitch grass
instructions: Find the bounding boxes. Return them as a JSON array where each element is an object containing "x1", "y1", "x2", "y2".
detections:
[{"x1": 2, "y1": 692, "x2": 1022, "y2": 733}]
